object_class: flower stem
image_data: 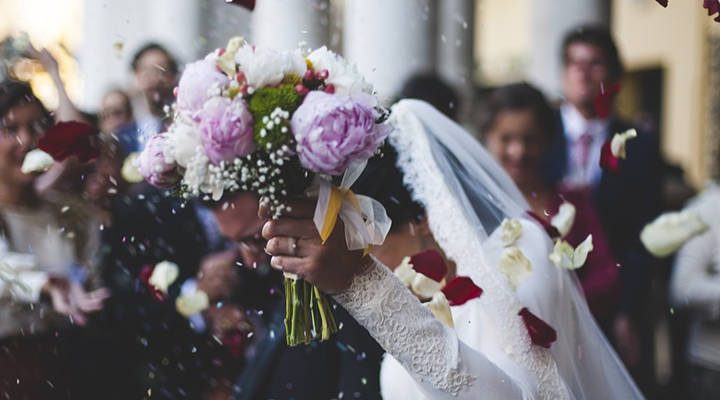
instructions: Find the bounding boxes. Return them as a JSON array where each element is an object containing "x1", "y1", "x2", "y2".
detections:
[{"x1": 283, "y1": 276, "x2": 338, "y2": 346}]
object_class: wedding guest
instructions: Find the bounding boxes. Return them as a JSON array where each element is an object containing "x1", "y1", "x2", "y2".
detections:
[
  {"x1": 0, "y1": 79, "x2": 109, "y2": 398},
  {"x1": 670, "y1": 183, "x2": 720, "y2": 400},
  {"x1": 130, "y1": 42, "x2": 178, "y2": 145},
  {"x1": 209, "y1": 194, "x2": 384, "y2": 400},
  {"x1": 99, "y1": 88, "x2": 140, "y2": 155},
  {"x1": 543, "y1": 26, "x2": 663, "y2": 390},
  {"x1": 480, "y1": 83, "x2": 620, "y2": 332}
]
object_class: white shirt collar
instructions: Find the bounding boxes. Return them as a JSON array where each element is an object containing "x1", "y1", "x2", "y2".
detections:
[{"x1": 560, "y1": 103, "x2": 609, "y2": 142}]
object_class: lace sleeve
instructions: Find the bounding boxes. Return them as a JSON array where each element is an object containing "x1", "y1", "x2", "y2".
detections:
[{"x1": 334, "y1": 257, "x2": 525, "y2": 399}]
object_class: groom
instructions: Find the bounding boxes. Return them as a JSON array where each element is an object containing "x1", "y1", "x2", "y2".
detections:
[{"x1": 209, "y1": 192, "x2": 384, "y2": 400}]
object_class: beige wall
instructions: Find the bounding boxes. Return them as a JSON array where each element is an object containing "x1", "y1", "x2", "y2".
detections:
[
  {"x1": 612, "y1": 0, "x2": 709, "y2": 186},
  {"x1": 475, "y1": 0, "x2": 529, "y2": 84}
]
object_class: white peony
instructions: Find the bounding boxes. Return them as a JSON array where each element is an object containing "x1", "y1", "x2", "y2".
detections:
[
  {"x1": 234, "y1": 44, "x2": 306, "y2": 90},
  {"x1": 21, "y1": 149, "x2": 54, "y2": 174},
  {"x1": 166, "y1": 121, "x2": 202, "y2": 168},
  {"x1": 549, "y1": 235, "x2": 594, "y2": 270},
  {"x1": 640, "y1": 210, "x2": 708, "y2": 257},
  {"x1": 499, "y1": 247, "x2": 532, "y2": 290},
  {"x1": 307, "y1": 46, "x2": 373, "y2": 96},
  {"x1": 148, "y1": 260, "x2": 180, "y2": 294},
  {"x1": 121, "y1": 153, "x2": 144, "y2": 183},
  {"x1": 551, "y1": 202, "x2": 576, "y2": 238},
  {"x1": 610, "y1": 128, "x2": 637, "y2": 159},
  {"x1": 426, "y1": 292, "x2": 454, "y2": 328},
  {"x1": 500, "y1": 218, "x2": 523, "y2": 247},
  {"x1": 176, "y1": 289, "x2": 210, "y2": 317}
]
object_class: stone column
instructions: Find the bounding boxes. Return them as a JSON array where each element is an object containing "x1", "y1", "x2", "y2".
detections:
[
  {"x1": 528, "y1": 0, "x2": 610, "y2": 99},
  {"x1": 436, "y1": 0, "x2": 475, "y2": 122},
  {"x1": 343, "y1": 0, "x2": 435, "y2": 103},
  {"x1": 251, "y1": 0, "x2": 330, "y2": 51}
]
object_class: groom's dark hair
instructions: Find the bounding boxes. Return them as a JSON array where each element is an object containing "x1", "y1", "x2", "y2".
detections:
[{"x1": 352, "y1": 143, "x2": 424, "y2": 232}]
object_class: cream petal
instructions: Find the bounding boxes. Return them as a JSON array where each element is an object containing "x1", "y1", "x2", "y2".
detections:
[
  {"x1": 121, "y1": 153, "x2": 144, "y2": 183},
  {"x1": 149, "y1": 261, "x2": 180, "y2": 294},
  {"x1": 551, "y1": 202, "x2": 576, "y2": 237},
  {"x1": 499, "y1": 247, "x2": 532, "y2": 290},
  {"x1": 175, "y1": 289, "x2": 210, "y2": 317},
  {"x1": 21, "y1": 149, "x2": 54, "y2": 174},
  {"x1": 610, "y1": 129, "x2": 637, "y2": 159},
  {"x1": 425, "y1": 292, "x2": 454, "y2": 328},
  {"x1": 641, "y1": 210, "x2": 709, "y2": 257},
  {"x1": 500, "y1": 218, "x2": 523, "y2": 247}
]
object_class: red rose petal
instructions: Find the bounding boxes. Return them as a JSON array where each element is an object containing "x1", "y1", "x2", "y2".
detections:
[
  {"x1": 226, "y1": 0, "x2": 256, "y2": 10},
  {"x1": 518, "y1": 307, "x2": 557, "y2": 349},
  {"x1": 655, "y1": 0, "x2": 668, "y2": 7},
  {"x1": 410, "y1": 250, "x2": 447, "y2": 282},
  {"x1": 441, "y1": 276, "x2": 483, "y2": 306},
  {"x1": 222, "y1": 330, "x2": 247, "y2": 359},
  {"x1": 139, "y1": 265, "x2": 165, "y2": 302},
  {"x1": 592, "y1": 82, "x2": 621, "y2": 119},
  {"x1": 526, "y1": 211, "x2": 561, "y2": 240},
  {"x1": 599, "y1": 140, "x2": 621, "y2": 174},
  {"x1": 37, "y1": 121, "x2": 99, "y2": 163},
  {"x1": 704, "y1": 0, "x2": 720, "y2": 15}
]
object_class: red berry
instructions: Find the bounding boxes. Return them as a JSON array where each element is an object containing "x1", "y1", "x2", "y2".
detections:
[
  {"x1": 317, "y1": 69, "x2": 329, "y2": 80},
  {"x1": 323, "y1": 84, "x2": 335, "y2": 94},
  {"x1": 236, "y1": 71, "x2": 246, "y2": 83},
  {"x1": 303, "y1": 70, "x2": 314, "y2": 80},
  {"x1": 295, "y1": 84, "x2": 309, "y2": 96}
]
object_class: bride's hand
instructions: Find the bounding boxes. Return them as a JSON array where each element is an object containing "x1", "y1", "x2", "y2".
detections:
[{"x1": 259, "y1": 197, "x2": 368, "y2": 294}]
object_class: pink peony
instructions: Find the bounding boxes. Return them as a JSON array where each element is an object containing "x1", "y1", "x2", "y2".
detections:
[
  {"x1": 136, "y1": 133, "x2": 179, "y2": 188},
  {"x1": 290, "y1": 91, "x2": 389, "y2": 175},
  {"x1": 176, "y1": 56, "x2": 230, "y2": 119},
  {"x1": 199, "y1": 96, "x2": 255, "y2": 164}
]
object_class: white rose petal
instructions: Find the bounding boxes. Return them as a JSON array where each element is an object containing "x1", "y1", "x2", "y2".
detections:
[
  {"x1": 549, "y1": 235, "x2": 594, "y2": 270},
  {"x1": 500, "y1": 218, "x2": 523, "y2": 247},
  {"x1": 307, "y1": 46, "x2": 373, "y2": 96},
  {"x1": 410, "y1": 273, "x2": 445, "y2": 299},
  {"x1": 21, "y1": 149, "x2": 54, "y2": 174},
  {"x1": 121, "y1": 153, "x2": 144, "y2": 183},
  {"x1": 394, "y1": 256, "x2": 417, "y2": 287},
  {"x1": 175, "y1": 289, "x2": 210, "y2": 317},
  {"x1": 499, "y1": 247, "x2": 532, "y2": 290},
  {"x1": 425, "y1": 292, "x2": 454, "y2": 328},
  {"x1": 551, "y1": 202, "x2": 576, "y2": 237},
  {"x1": 640, "y1": 210, "x2": 708, "y2": 257},
  {"x1": 148, "y1": 260, "x2": 179, "y2": 294},
  {"x1": 217, "y1": 36, "x2": 245, "y2": 77},
  {"x1": 610, "y1": 129, "x2": 637, "y2": 159}
]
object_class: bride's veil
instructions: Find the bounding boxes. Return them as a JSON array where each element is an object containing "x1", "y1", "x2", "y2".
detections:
[{"x1": 386, "y1": 99, "x2": 643, "y2": 399}]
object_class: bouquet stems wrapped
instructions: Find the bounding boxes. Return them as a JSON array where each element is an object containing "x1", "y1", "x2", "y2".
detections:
[{"x1": 284, "y1": 274, "x2": 338, "y2": 345}]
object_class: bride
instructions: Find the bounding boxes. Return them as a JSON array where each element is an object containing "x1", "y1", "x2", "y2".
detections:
[{"x1": 261, "y1": 99, "x2": 643, "y2": 399}]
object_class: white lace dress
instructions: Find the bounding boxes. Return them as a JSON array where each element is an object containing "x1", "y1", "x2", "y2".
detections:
[{"x1": 334, "y1": 219, "x2": 566, "y2": 399}]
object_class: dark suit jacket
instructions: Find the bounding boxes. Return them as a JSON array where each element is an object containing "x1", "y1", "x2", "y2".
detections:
[
  {"x1": 544, "y1": 113, "x2": 663, "y2": 316},
  {"x1": 232, "y1": 271, "x2": 384, "y2": 400}
]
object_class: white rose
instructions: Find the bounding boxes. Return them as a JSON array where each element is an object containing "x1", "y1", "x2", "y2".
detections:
[
  {"x1": 307, "y1": 46, "x2": 373, "y2": 96},
  {"x1": 640, "y1": 210, "x2": 708, "y2": 257},
  {"x1": 500, "y1": 218, "x2": 523, "y2": 247},
  {"x1": 499, "y1": 247, "x2": 532, "y2": 290},
  {"x1": 121, "y1": 153, "x2": 144, "y2": 183},
  {"x1": 176, "y1": 289, "x2": 210, "y2": 317},
  {"x1": 234, "y1": 44, "x2": 306, "y2": 90},
  {"x1": 551, "y1": 202, "x2": 576, "y2": 238},
  {"x1": 549, "y1": 235, "x2": 594, "y2": 270},
  {"x1": 21, "y1": 149, "x2": 54, "y2": 174},
  {"x1": 148, "y1": 260, "x2": 179, "y2": 294},
  {"x1": 425, "y1": 292, "x2": 454, "y2": 328},
  {"x1": 610, "y1": 128, "x2": 637, "y2": 159}
]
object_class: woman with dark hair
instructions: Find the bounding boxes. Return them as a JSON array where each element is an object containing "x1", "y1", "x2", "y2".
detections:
[{"x1": 480, "y1": 82, "x2": 620, "y2": 334}]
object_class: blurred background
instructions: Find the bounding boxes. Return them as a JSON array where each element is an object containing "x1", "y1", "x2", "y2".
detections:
[{"x1": 1, "y1": 1, "x2": 719, "y2": 399}]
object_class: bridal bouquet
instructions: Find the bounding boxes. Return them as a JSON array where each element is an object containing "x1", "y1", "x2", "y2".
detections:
[{"x1": 136, "y1": 37, "x2": 391, "y2": 346}]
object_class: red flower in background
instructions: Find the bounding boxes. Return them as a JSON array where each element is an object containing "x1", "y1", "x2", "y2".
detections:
[
  {"x1": 410, "y1": 249, "x2": 447, "y2": 282},
  {"x1": 592, "y1": 82, "x2": 621, "y2": 119},
  {"x1": 139, "y1": 265, "x2": 166, "y2": 302},
  {"x1": 441, "y1": 277, "x2": 483, "y2": 306},
  {"x1": 37, "y1": 121, "x2": 99, "y2": 162},
  {"x1": 518, "y1": 307, "x2": 557, "y2": 349},
  {"x1": 226, "y1": 0, "x2": 256, "y2": 11}
]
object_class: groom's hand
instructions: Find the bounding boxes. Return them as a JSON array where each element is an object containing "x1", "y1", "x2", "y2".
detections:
[{"x1": 259, "y1": 197, "x2": 369, "y2": 294}]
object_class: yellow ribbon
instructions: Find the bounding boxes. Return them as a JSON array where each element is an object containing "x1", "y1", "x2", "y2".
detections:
[{"x1": 319, "y1": 185, "x2": 373, "y2": 256}]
